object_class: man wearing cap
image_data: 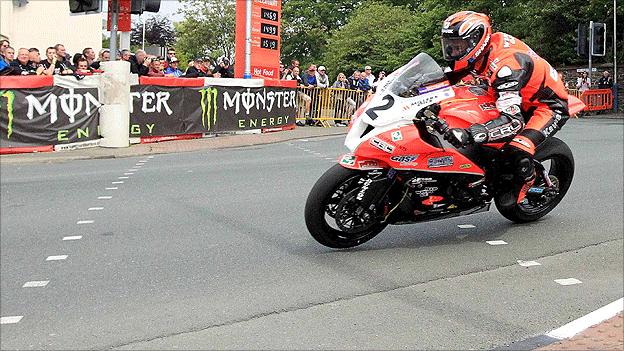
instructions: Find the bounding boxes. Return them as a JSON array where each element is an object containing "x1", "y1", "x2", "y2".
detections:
[
  {"x1": 164, "y1": 56, "x2": 183, "y2": 77},
  {"x1": 184, "y1": 58, "x2": 206, "y2": 78},
  {"x1": 316, "y1": 65, "x2": 329, "y2": 88}
]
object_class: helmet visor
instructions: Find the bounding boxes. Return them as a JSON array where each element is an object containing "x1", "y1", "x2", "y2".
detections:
[{"x1": 441, "y1": 28, "x2": 483, "y2": 61}]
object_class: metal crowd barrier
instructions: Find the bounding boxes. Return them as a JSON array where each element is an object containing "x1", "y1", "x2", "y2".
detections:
[
  {"x1": 568, "y1": 89, "x2": 614, "y2": 111},
  {"x1": 295, "y1": 86, "x2": 369, "y2": 127}
]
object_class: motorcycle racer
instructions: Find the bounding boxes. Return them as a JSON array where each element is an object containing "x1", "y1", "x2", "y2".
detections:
[{"x1": 438, "y1": 11, "x2": 569, "y2": 205}]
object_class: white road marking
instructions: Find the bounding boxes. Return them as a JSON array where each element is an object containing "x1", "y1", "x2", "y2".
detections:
[
  {"x1": 458, "y1": 224, "x2": 476, "y2": 229},
  {"x1": 325, "y1": 157, "x2": 334, "y2": 160},
  {"x1": 303, "y1": 149, "x2": 310, "y2": 152},
  {"x1": 88, "y1": 207, "x2": 104, "y2": 211},
  {"x1": 23, "y1": 281, "x2": 49, "y2": 288},
  {"x1": 62, "y1": 235, "x2": 82, "y2": 241},
  {"x1": 148, "y1": 156, "x2": 154, "y2": 159},
  {"x1": 0, "y1": 316, "x2": 23, "y2": 324},
  {"x1": 112, "y1": 181, "x2": 124, "y2": 184},
  {"x1": 118, "y1": 176, "x2": 129, "y2": 179},
  {"x1": 128, "y1": 169, "x2": 138, "y2": 172},
  {"x1": 187, "y1": 170, "x2": 193, "y2": 173},
  {"x1": 486, "y1": 240, "x2": 508, "y2": 245},
  {"x1": 98, "y1": 196, "x2": 112, "y2": 200},
  {"x1": 300, "y1": 139, "x2": 309, "y2": 142},
  {"x1": 124, "y1": 173, "x2": 134, "y2": 175},
  {"x1": 554, "y1": 278, "x2": 582, "y2": 286},
  {"x1": 105, "y1": 187, "x2": 118, "y2": 190},
  {"x1": 547, "y1": 298, "x2": 623, "y2": 340},
  {"x1": 76, "y1": 220, "x2": 94, "y2": 224},
  {"x1": 46, "y1": 255, "x2": 68, "y2": 261},
  {"x1": 135, "y1": 163, "x2": 143, "y2": 166},
  {"x1": 517, "y1": 260, "x2": 542, "y2": 267}
]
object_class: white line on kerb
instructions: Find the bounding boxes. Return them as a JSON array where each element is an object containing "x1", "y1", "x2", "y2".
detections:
[
  {"x1": 486, "y1": 240, "x2": 508, "y2": 246},
  {"x1": 62, "y1": 235, "x2": 82, "y2": 241},
  {"x1": 0, "y1": 316, "x2": 23, "y2": 324},
  {"x1": 46, "y1": 255, "x2": 68, "y2": 261},
  {"x1": 23, "y1": 281, "x2": 49, "y2": 288},
  {"x1": 76, "y1": 220, "x2": 94, "y2": 224},
  {"x1": 98, "y1": 196, "x2": 112, "y2": 200},
  {"x1": 546, "y1": 298, "x2": 623, "y2": 340},
  {"x1": 106, "y1": 187, "x2": 118, "y2": 190},
  {"x1": 88, "y1": 207, "x2": 104, "y2": 211}
]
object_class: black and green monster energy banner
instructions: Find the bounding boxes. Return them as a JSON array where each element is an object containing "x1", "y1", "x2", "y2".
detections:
[
  {"x1": 129, "y1": 85, "x2": 297, "y2": 137},
  {"x1": 0, "y1": 87, "x2": 100, "y2": 147}
]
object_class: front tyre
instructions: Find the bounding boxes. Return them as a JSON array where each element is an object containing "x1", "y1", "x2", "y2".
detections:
[
  {"x1": 305, "y1": 164, "x2": 388, "y2": 248},
  {"x1": 495, "y1": 137, "x2": 574, "y2": 223}
]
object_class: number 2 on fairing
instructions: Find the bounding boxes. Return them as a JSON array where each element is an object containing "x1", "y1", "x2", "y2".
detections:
[{"x1": 365, "y1": 95, "x2": 395, "y2": 120}]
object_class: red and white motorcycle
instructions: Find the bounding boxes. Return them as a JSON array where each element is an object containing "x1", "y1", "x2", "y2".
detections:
[{"x1": 304, "y1": 53, "x2": 585, "y2": 249}]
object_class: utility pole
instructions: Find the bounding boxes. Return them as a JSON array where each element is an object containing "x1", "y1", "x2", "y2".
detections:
[
  {"x1": 109, "y1": 0, "x2": 119, "y2": 60},
  {"x1": 589, "y1": 20, "x2": 593, "y2": 85},
  {"x1": 614, "y1": 0, "x2": 618, "y2": 112}
]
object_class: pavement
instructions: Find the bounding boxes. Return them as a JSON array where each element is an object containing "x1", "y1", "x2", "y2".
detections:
[{"x1": 0, "y1": 118, "x2": 622, "y2": 350}]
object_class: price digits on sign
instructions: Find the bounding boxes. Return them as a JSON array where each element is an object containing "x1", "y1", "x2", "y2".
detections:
[
  {"x1": 261, "y1": 23, "x2": 278, "y2": 36},
  {"x1": 261, "y1": 8, "x2": 278, "y2": 22},
  {"x1": 261, "y1": 38, "x2": 278, "y2": 50}
]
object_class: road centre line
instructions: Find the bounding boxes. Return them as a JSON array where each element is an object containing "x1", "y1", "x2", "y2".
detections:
[
  {"x1": 88, "y1": 207, "x2": 104, "y2": 211},
  {"x1": 22, "y1": 281, "x2": 49, "y2": 288},
  {"x1": 63, "y1": 236, "x2": 82, "y2": 241},
  {"x1": 546, "y1": 298, "x2": 623, "y2": 339},
  {"x1": 486, "y1": 240, "x2": 508, "y2": 245},
  {"x1": 98, "y1": 196, "x2": 112, "y2": 200},
  {"x1": 76, "y1": 220, "x2": 94, "y2": 224},
  {"x1": 0, "y1": 316, "x2": 23, "y2": 324},
  {"x1": 46, "y1": 255, "x2": 68, "y2": 261},
  {"x1": 517, "y1": 260, "x2": 542, "y2": 267},
  {"x1": 554, "y1": 278, "x2": 583, "y2": 286},
  {"x1": 458, "y1": 224, "x2": 476, "y2": 229}
]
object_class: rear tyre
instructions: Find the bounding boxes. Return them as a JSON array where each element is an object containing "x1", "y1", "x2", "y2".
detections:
[
  {"x1": 495, "y1": 137, "x2": 574, "y2": 223},
  {"x1": 305, "y1": 164, "x2": 388, "y2": 248}
]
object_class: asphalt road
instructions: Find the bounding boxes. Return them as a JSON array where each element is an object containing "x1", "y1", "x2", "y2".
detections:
[{"x1": 1, "y1": 118, "x2": 622, "y2": 350}]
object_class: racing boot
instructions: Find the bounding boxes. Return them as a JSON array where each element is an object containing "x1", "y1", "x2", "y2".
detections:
[{"x1": 498, "y1": 156, "x2": 536, "y2": 207}]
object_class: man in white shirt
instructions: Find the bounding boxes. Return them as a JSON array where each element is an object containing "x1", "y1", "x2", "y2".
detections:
[{"x1": 364, "y1": 65, "x2": 375, "y2": 86}]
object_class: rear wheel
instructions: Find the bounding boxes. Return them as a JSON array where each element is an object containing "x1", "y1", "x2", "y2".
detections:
[
  {"x1": 305, "y1": 164, "x2": 388, "y2": 248},
  {"x1": 495, "y1": 137, "x2": 574, "y2": 223}
]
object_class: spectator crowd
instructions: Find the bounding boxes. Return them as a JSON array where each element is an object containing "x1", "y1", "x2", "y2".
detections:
[{"x1": 0, "y1": 39, "x2": 234, "y2": 79}]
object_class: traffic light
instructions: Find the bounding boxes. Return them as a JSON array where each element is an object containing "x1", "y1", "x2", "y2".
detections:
[
  {"x1": 69, "y1": 0, "x2": 101, "y2": 13},
  {"x1": 576, "y1": 23, "x2": 588, "y2": 57},
  {"x1": 591, "y1": 22, "x2": 606, "y2": 56},
  {"x1": 130, "y1": 0, "x2": 160, "y2": 14}
]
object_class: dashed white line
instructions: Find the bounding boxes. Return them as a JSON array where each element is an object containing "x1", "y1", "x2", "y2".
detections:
[
  {"x1": 124, "y1": 173, "x2": 134, "y2": 175},
  {"x1": 147, "y1": 156, "x2": 154, "y2": 159},
  {"x1": 187, "y1": 170, "x2": 193, "y2": 173},
  {"x1": 105, "y1": 187, "x2": 118, "y2": 190},
  {"x1": 325, "y1": 157, "x2": 334, "y2": 160},
  {"x1": 0, "y1": 316, "x2": 23, "y2": 324},
  {"x1": 457, "y1": 224, "x2": 476, "y2": 229},
  {"x1": 486, "y1": 240, "x2": 508, "y2": 246},
  {"x1": 300, "y1": 139, "x2": 309, "y2": 142},
  {"x1": 46, "y1": 255, "x2": 68, "y2": 261},
  {"x1": 88, "y1": 207, "x2": 104, "y2": 211},
  {"x1": 303, "y1": 149, "x2": 310, "y2": 152},
  {"x1": 23, "y1": 281, "x2": 49, "y2": 288},
  {"x1": 554, "y1": 278, "x2": 583, "y2": 286},
  {"x1": 62, "y1": 235, "x2": 82, "y2": 241},
  {"x1": 76, "y1": 220, "x2": 94, "y2": 224},
  {"x1": 128, "y1": 169, "x2": 138, "y2": 172},
  {"x1": 98, "y1": 196, "x2": 112, "y2": 200},
  {"x1": 118, "y1": 176, "x2": 129, "y2": 179},
  {"x1": 517, "y1": 260, "x2": 542, "y2": 267},
  {"x1": 112, "y1": 181, "x2": 124, "y2": 184}
]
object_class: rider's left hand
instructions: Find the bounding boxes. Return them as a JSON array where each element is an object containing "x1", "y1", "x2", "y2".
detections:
[{"x1": 443, "y1": 128, "x2": 473, "y2": 148}]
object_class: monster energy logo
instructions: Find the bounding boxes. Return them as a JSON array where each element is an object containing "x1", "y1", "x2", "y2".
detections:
[
  {"x1": 0, "y1": 90, "x2": 15, "y2": 139},
  {"x1": 199, "y1": 87, "x2": 218, "y2": 131}
]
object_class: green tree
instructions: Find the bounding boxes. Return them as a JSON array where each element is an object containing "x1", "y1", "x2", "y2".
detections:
[
  {"x1": 131, "y1": 15, "x2": 176, "y2": 48},
  {"x1": 175, "y1": 0, "x2": 236, "y2": 65}
]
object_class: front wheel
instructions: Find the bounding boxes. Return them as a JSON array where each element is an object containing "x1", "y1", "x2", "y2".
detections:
[
  {"x1": 495, "y1": 137, "x2": 574, "y2": 223},
  {"x1": 305, "y1": 164, "x2": 388, "y2": 248}
]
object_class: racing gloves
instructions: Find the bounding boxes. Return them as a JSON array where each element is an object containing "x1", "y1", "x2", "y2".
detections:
[{"x1": 443, "y1": 123, "x2": 488, "y2": 148}]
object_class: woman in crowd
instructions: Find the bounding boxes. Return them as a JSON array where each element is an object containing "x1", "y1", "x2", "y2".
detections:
[{"x1": 332, "y1": 72, "x2": 351, "y2": 126}]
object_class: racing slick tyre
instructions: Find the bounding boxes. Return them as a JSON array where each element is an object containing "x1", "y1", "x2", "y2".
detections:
[
  {"x1": 495, "y1": 137, "x2": 574, "y2": 223},
  {"x1": 305, "y1": 164, "x2": 388, "y2": 249}
]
